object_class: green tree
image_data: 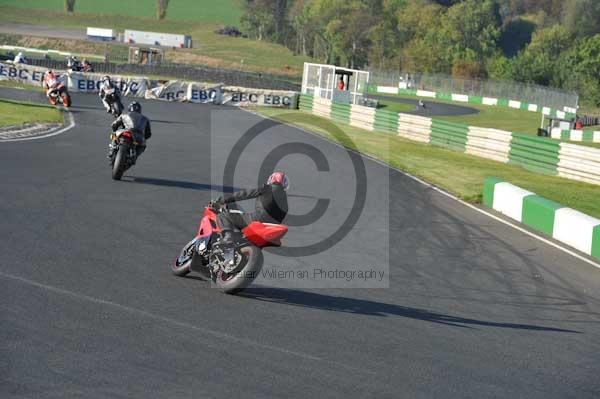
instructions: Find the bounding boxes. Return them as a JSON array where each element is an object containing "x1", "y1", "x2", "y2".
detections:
[
  {"x1": 241, "y1": 0, "x2": 277, "y2": 41},
  {"x1": 288, "y1": 0, "x2": 313, "y2": 55},
  {"x1": 557, "y1": 35, "x2": 600, "y2": 105},
  {"x1": 367, "y1": 0, "x2": 405, "y2": 69},
  {"x1": 486, "y1": 54, "x2": 513, "y2": 80},
  {"x1": 511, "y1": 25, "x2": 573, "y2": 86},
  {"x1": 441, "y1": 0, "x2": 502, "y2": 62},
  {"x1": 64, "y1": 0, "x2": 75, "y2": 13},
  {"x1": 396, "y1": 0, "x2": 446, "y2": 71},
  {"x1": 562, "y1": 0, "x2": 600, "y2": 37},
  {"x1": 157, "y1": 0, "x2": 170, "y2": 20},
  {"x1": 322, "y1": 1, "x2": 374, "y2": 68}
]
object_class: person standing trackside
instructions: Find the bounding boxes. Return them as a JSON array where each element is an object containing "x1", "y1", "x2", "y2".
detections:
[{"x1": 338, "y1": 77, "x2": 345, "y2": 91}]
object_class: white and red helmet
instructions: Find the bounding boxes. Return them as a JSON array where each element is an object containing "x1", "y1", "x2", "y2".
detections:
[{"x1": 267, "y1": 171, "x2": 289, "y2": 191}]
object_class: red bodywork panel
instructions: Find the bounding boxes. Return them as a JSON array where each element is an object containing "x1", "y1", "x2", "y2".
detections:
[
  {"x1": 196, "y1": 207, "x2": 220, "y2": 238},
  {"x1": 120, "y1": 130, "x2": 133, "y2": 139},
  {"x1": 242, "y1": 222, "x2": 288, "y2": 248},
  {"x1": 195, "y1": 207, "x2": 288, "y2": 248}
]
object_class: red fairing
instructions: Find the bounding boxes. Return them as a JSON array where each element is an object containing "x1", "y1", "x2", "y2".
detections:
[
  {"x1": 242, "y1": 222, "x2": 288, "y2": 248},
  {"x1": 120, "y1": 130, "x2": 133, "y2": 139},
  {"x1": 196, "y1": 207, "x2": 220, "y2": 238}
]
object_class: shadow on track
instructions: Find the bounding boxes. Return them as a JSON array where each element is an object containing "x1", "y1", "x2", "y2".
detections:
[
  {"x1": 129, "y1": 177, "x2": 320, "y2": 200},
  {"x1": 151, "y1": 119, "x2": 193, "y2": 125},
  {"x1": 239, "y1": 287, "x2": 580, "y2": 333},
  {"x1": 72, "y1": 105, "x2": 102, "y2": 111},
  {"x1": 127, "y1": 176, "x2": 241, "y2": 193}
]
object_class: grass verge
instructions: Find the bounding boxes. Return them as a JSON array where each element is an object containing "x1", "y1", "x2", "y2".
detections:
[
  {"x1": 0, "y1": 0, "x2": 243, "y2": 26},
  {"x1": 253, "y1": 107, "x2": 600, "y2": 219},
  {"x1": 375, "y1": 93, "x2": 542, "y2": 132},
  {"x1": 0, "y1": 98, "x2": 62, "y2": 127},
  {"x1": 0, "y1": 7, "x2": 310, "y2": 77},
  {"x1": 375, "y1": 94, "x2": 600, "y2": 148}
]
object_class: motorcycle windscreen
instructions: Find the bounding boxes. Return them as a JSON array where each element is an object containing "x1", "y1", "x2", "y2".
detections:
[{"x1": 242, "y1": 222, "x2": 288, "y2": 248}]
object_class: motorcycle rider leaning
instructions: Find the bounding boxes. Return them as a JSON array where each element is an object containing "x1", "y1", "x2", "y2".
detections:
[
  {"x1": 212, "y1": 172, "x2": 289, "y2": 264},
  {"x1": 99, "y1": 75, "x2": 118, "y2": 113},
  {"x1": 42, "y1": 70, "x2": 60, "y2": 97},
  {"x1": 109, "y1": 101, "x2": 152, "y2": 159}
]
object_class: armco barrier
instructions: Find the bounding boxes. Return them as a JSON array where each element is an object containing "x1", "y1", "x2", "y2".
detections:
[
  {"x1": 508, "y1": 134, "x2": 560, "y2": 175},
  {"x1": 350, "y1": 104, "x2": 375, "y2": 131},
  {"x1": 558, "y1": 143, "x2": 600, "y2": 185},
  {"x1": 374, "y1": 108, "x2": 398, "y2": 132},
  {"x1": 330, "y1": 102, "x2": 350, "y2": 125},
  {"x1": 483, "y1": 177, "x2": 600, "y2": 260},
  {"x1": 298, "y1": 94, "x2": 600, "y2": 186},
  {"x1": 397, "y1": 114, "x2": 431, "y2": 143},
  {"x1": 466, "y1": 127, "x2": 512, "y2": 163},
  {"x1": 430, "y1": 119, "x2": 468, "y2": 152}
]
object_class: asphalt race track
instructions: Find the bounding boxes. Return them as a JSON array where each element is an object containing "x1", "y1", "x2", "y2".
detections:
[
  {"x1": 369, "y1": 93, "x2": 479, "y2": 117},
  {"x1": 0, "y1": 23, "x2": 88, "y2": 42},
  {"x1": 1, "y1": 87, "x2": 600, "y2": 399}
]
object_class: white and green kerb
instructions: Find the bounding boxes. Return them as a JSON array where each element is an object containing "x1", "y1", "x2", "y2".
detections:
[
  {"x1": 483, "y1": 177, "x2": 600, "y2": 260},
  {"x1": 551, "y1": 128, "x2": 600, "y2": 143}
]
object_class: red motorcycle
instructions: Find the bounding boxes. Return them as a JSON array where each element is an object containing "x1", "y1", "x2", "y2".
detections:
[
  {"x1": 46, "y1": 78, "x2": 71, "y2": 107},
  {"x1": 108, "y1": 129, "x2": 140, "y2": 180},
  {"x1": 172, "y1": 205, "x2": 288, "y2": 294}
]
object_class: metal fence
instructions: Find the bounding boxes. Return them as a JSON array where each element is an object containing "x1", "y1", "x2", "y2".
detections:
[
  {"x1": 15, "y1": 56, "x2": 301, "y2": 91},
  {"x1": 368, "y1": 69, "x2": 579, "y2": 111}
]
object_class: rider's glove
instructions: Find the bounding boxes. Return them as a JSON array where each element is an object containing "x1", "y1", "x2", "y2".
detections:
[{"x1": 209, "y1": 200, "x2": 223, "y2": 212}]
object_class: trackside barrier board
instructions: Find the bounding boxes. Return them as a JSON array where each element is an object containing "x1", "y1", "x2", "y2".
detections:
[{"x1": 0, "y1": 62, "x2": 297, "y2": 108}]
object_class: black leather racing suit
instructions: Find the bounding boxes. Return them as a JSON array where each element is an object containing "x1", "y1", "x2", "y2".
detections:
[
  {"x1": 111, "y1": 112, "x2": 152, "y2": 156},
  {"x1": 216, "y1": 183, "x2": 288, "y2": 235}
]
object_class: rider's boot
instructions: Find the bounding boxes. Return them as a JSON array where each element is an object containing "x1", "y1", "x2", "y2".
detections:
[
  {"x1": 220, "y1": 230, "x2": 235, "y2": 267},
  {"x1": 106, "y1": 140, "x2": 117, "y2": 160}
]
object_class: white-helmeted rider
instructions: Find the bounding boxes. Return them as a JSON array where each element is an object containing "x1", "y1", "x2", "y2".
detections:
[
  {"x1": 99, "y1": 75, "x2": 118, "y2": 113},
  {"x1": 13, "y1": 52, "x2": 27, "y2": 64}
]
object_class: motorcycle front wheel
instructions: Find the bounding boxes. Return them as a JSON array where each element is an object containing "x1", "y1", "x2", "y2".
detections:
[
  {"x1": 61, "y1": 92, "x2": 71, "y2": 107},
  {"x1": 172, "y1": 239, "x2": 194, "y2": 276},
  {"x1": 216, "y1": 245, "x2": 263, "y2": 294},
  {"x1": 111, "y1": 144, "x2": 129, "y2": 180}
]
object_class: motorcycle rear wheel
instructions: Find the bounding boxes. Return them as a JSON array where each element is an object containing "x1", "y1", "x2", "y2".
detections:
[
  {"x1": 111, "y1": 144, "x2": 129, "y2": 180},
  {"x1": 216, "y1": 245, "x2": 263, "y2": 294}
]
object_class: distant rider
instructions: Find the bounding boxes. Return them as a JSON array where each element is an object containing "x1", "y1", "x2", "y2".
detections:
[
  {"x1": 82, "y1": 58, "x2": 94, "y2": 72},
  {"x1": 67, "y1": 56, "x2": 82, "y2": 72},
  {"x1": 109, "y1": 101, "x2": 152, "y2": 159},
  {"x1": 99, "y1": 75, "x2": 118, "y2": 113},
  {"x1": 42, "y1": 70, "x2": 61, "y2": 97},
  {"x1": 13, "y1": 52, "x2": 27, "y2": 64},
  {"x1": 211, "y1": 172, "x2": 289, "y2": 264}
]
